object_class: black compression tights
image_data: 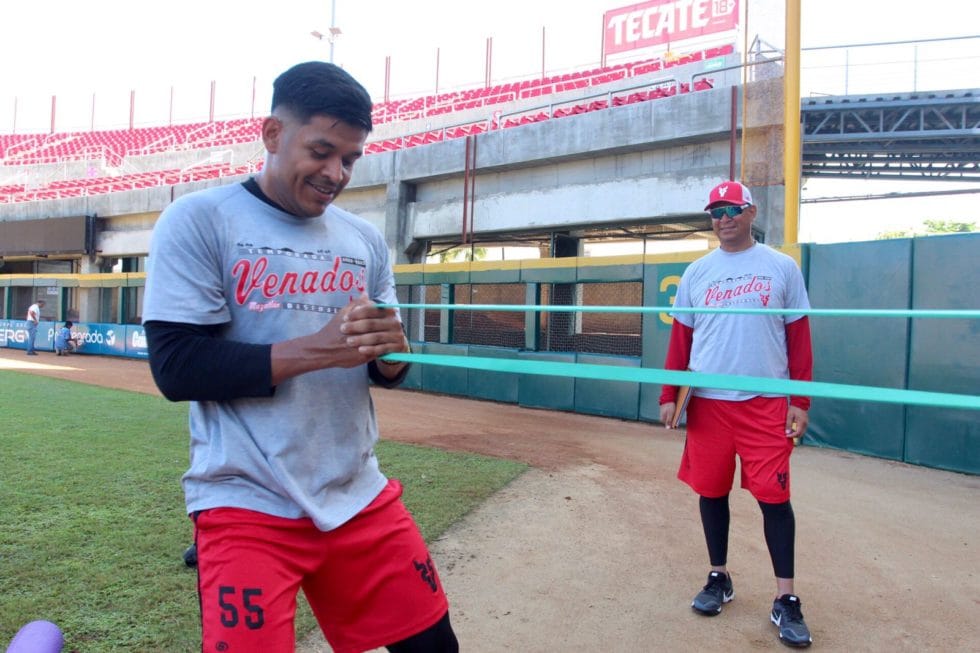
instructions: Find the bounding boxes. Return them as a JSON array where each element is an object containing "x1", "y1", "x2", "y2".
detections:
[
  {"x1": 387, "y1": 612, "x2": 459, "y2": 653},
  {"x1": 699, "y1": 495, "x2": 731, "y2": 567},
  {"x1": 758, "y1": 499, "x2": 796, "y2": 579},
  {"x1": 699, "y1": 496, "x2": 796, "y2": 579}
]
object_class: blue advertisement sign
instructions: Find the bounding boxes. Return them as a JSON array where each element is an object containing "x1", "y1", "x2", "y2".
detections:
[
  {"x1": 1, "y1": 320, "x2": 147, "y2": 359},
  {"x1": 125, "y1": 325, "x2": 149, "y2": 359},
  {"x1": 65, "y1": 322, "x2": 146, "y2": 358},
  {"x1": 0, "y1": 319, "x2": 53, "y2": 351},
  {"x1": 63, "y1": 322, "x2": 128, "y2": 357}
]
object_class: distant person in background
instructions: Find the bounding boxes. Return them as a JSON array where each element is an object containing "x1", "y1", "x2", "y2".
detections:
[
  {"x1": 25, "y1": 299, "x2": 45, "y2": 355},
  {"x1": 143, "y1": 62, "x2": 457, "y2": 652},
  {"x1": 659, "y1": 181, "x2": 815, "y2": 648},
  {"x1": 54, "y1": 320, "x2": 79, "y2": 355}
]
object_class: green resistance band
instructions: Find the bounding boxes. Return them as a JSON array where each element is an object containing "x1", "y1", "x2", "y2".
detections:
[
  {"x1": 382, "y1": 304, "x2": 980, "y2": 319},
  {"x1": 380, "y1": 353, "x2": 980, "y2": 411},
  {"x1": 377, "y1": 302, "x2": 978, "y2": 409}
]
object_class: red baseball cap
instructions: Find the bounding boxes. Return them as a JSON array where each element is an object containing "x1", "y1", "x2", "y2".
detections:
[{"x1": 705, "y1": 181, "x2": 753, "y2": 210}]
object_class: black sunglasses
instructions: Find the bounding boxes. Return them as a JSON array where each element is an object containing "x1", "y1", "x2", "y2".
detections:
[{"x1": 708, "y1": 204, "x2": 750, "y2": 220}]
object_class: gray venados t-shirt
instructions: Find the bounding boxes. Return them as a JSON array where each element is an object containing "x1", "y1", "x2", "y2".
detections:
[
  {"x1": 671, "y1": 243, "x2": 810, "y2": 401},
  {"x1": 143, "y1": 183, "x2": 393, "y2": 530}
]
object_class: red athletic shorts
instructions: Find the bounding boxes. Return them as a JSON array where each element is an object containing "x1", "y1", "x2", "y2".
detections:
[
  {"x1": 678, "y1": 396, "x2": 795, "y2": 503},
  {"x1": 193, "y1": 479, "x2": 449, "y2": 653}
]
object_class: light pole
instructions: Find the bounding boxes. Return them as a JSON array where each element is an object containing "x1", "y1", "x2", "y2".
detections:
[{"x1": 311, "y1": 0, "x2": 341, "y2": 63}]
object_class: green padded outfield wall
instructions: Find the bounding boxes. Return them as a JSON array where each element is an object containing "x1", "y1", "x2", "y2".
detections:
[
  {"x1": 517, "y1": 351, "x2": 577, "y2": 411},
  {"x1": 904, "y1": 233, "x2": 980, "y2": 474},
  {"x1": 574, "y1": 353, "x2": 640, "y2": 420},
  {"x1": 639, "y1": 257, "x2": 694, "y2": 423},
  {"x1": 419, "y1": 343, "x2": 470, "y2": 397},
  {"x1": 805, "y1": 233, "x2": 979, "y2": 475},
  {"x1": 806, "y1": 239, "x2": 912, "y2": 460},
  {"x1": 467, "y1": 345, "x2": 521, "y2": 404}
]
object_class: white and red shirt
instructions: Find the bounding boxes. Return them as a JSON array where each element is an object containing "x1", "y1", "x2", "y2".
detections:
[{"x1": 667, "y1": 243, "x2": 812, "y2": 404}]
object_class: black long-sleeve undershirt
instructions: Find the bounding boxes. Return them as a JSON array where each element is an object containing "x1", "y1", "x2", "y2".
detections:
[
  {"x1": 145, "y1": 320, "x2": 409, "y2": 403},
  {"x1": 145, "y1": 320, "x2": 274, "y2": 402}
]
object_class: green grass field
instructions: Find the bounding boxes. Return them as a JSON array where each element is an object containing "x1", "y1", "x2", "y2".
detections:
[{"x1": 0, "y1": 371, "x2": 527, "y2": 652}]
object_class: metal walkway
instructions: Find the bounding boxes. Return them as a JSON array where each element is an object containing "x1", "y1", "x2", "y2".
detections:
[{"x1": 801, "y1": 88, "x2": 980, "y2": 181}]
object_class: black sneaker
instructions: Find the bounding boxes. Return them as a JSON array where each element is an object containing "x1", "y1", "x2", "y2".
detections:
[
  {"x1": 771, "y1": 594, "x2": 812, "y2": 648},
  {"x1": 691, "y1": 571, "x2": 734, "y2": 615},
  {"x1": 182, "y1": 543, "x2": 198, "y2": 568}
]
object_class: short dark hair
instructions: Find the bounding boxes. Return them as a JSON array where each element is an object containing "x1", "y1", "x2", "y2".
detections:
[
  {"x1": 271, "y1": 61, "x2": 373, "y2": 132},
  {"x1": 65, "y1": 321, "x2": 73, "y2": 328}
]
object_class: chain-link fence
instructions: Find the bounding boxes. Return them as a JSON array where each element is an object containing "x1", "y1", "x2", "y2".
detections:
[
  {"x1": 397, "y1": 280, "x2": 643, "y2": 356},
  {"x1": 540, "y1": 281, "x2": 642, "y2": 356},
  {"x1": 452, "y1": 283, "x2": 527, "y2": 348}
]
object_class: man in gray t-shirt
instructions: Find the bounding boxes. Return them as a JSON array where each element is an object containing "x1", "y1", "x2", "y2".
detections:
[
  {"x1": 659, "y1": 181, "x2": 814, "y2": 649},
  {"x1": 143, "y1": 62, "x2": 458, "y2": 653}
]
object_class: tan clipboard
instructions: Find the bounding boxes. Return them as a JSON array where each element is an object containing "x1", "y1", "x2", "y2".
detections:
[{"x1": 669, "y1": 384, "x2": 693, "y2": 429}]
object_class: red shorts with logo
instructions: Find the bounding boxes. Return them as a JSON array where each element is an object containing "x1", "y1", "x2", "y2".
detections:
[
  {"x1": 193, "y1": 479, "x2": 449, "y2": 653},
  {"x1": 678, "y1": 396, "x2": 794, "y2": 503}
]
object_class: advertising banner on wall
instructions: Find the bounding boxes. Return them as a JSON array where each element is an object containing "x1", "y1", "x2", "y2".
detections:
[
  {"x1": 48, "y1": 322, "x2": 125, "y2": 357},
  {"x1": 603, "y1": 0, "x2": 739, "y2": 56},
  {"x1": 125, "y1": 325, "x2": 149, "y2": 359},
  {"x1": 68, "y1": 322, "x2": 149, "y2": 358},
  {"x1": 0, "y1": 321, "x2": 147, "y2": 359},
  {"x1": 0, "y1": 319, "x2": 49, "y2": 350}
]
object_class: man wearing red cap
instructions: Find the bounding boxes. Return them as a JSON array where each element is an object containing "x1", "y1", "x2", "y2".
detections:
[{"x1": 659, "y1": 181, "x2": 814, "y2": 648}]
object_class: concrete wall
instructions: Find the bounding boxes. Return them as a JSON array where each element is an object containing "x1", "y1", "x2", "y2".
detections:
[{"x1": 352, "y1": 76, "x2": 784, "y2": 261}]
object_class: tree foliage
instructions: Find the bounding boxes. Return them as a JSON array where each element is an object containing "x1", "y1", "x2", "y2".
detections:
[
  {"x1": 922, "y1": 219, "x2": 975, "y2": 233},
  {"x1": 432, "y1": 246, "x2": 488, "y2": 262},
  {"x1": 876, "y1": 219, "x2": 976, "y2": 240}
]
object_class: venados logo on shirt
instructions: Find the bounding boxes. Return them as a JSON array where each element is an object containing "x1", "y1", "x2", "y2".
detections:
[
  {"x1": 232, "y1": 251, "x2": 367, "y2": 307},
  {"x1": 703, "y1": 274, "x2": 773, "y2": 307}
]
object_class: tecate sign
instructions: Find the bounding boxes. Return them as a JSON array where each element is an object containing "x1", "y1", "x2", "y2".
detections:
[{"x1": 604, "y1": 0, "x2": 738, "y2": 55}]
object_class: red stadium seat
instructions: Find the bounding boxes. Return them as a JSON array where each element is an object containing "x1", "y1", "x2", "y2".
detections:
[{"x1": 1, "y1": 42, "x2": 740, "y2": 202}]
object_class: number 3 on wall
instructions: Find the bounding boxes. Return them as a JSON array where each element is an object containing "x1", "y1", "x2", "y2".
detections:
[{"x1": 659, "y1": 275, "x2": 681, "y2": 325}]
